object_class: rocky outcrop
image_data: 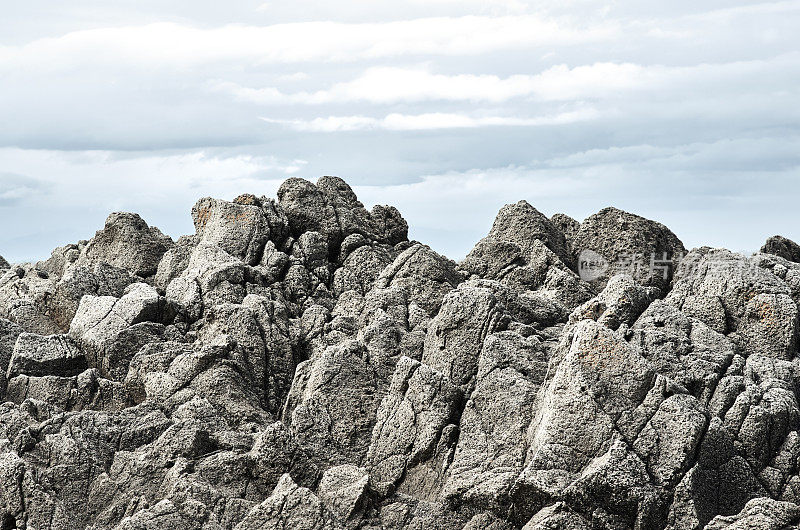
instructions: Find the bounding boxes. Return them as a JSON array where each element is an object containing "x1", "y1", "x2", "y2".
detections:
[
  {"x1": 572, "y1": 206, "x2": 687, "y2": 290},
  {"x1": 762, "y1": 235, "x2": 800, "y2": 264},
  {"x1": 79, "y1": 212, "x2": 174, "y2": 278},
  {"x1": 2, "y1": 176, "x2": 800, "y2": 529}
]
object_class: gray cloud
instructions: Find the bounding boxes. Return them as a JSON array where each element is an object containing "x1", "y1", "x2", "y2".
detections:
[{"x1": 0, "y1": 1, "x2": 798, "y2": 263}]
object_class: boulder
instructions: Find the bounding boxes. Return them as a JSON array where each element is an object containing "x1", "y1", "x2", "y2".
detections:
[
  {"x1": 465, "y1": 200, "x2": 573, "y2": 272},
  {"x1": 667, "y1": 248, "x2": 799, "y2": 359},
  {"x1": 705, "y1": 497, "x2": 800, "y2": 529},
  {"x1": 234, "y1": 474, "x2": 336, "y2": 530},
  {"x1": 69, "y1": 283, "x2": 167, "y2": 380},
  {"x1": 762, "y1": 235, "x2": 800, "y2": 263},
  {"x1": 317, "y1": 464, "x2": 369, "y2": 522},
  {"x1": 192, "y1": 197, "x2": 277, "y2": 265},
  {"x1": 6, "y1": 333, "x2": 87, "y2": 379},
  {"x1": 571, "y1": 206, "x2": 686, "y2": 289},
  {"x1": 80, "y1": 212, "x2": 174, "y2": 278}
]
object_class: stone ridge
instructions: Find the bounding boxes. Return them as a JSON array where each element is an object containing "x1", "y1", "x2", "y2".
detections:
[{"x1": 1, "y1": 176, "x2": 800, "y2": 530}]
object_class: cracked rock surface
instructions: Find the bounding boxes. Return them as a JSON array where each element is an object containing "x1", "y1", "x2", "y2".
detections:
[{"x1": 2, "y1": 176, "x2": 800, "y2": 529}]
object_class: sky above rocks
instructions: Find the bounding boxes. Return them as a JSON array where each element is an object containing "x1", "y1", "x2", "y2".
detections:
[{"x1": 1, "y1": 0, "x2": 799, "y2": 262}]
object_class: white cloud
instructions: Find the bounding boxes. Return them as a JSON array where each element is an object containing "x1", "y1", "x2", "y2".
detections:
[
  {"x1": 218, "y1": 64, "x2": 647, "y2": 105},
  {"x1": 217, "y1": 53, "x2": 800, "y2": 107},
  {"x1": 2, "y1": 1, "x2": 800, "y2": 262},
  {"x1": 0, "y1": 16, "x2": 617, "y2": 73},
  {"x1": 260, "y1": 109, "x2": 599, "y2": 131}
]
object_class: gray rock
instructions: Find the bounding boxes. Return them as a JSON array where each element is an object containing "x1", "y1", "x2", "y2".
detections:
[
  {"x1": 6, "y1": 368, "x2": 131, "y2": 411},
  {"x1": 522, "y1": 502, "x2": 591, "y2": 529},
  {"x1": 234, "y1": 473, "x2": 336, "y2": 530},
  {"x1": 69, "y1": 282, "x2": 167, "y2": 380},
  {"x1": 192, "y1": 197, "x2": 275, "y2": 265},
  {"x1": 166, "y1": 242, "x2": 256, "y2": 322},
  {"x1": 762, "y1": 235, "x2": 800, "y2": 263},
  {"x1": 370, "y1": 205, "x2": 408, "y2": 246},
  {"x1": 0, "y1": 255, "x2": 9, "y2": 269},
  {"x1": 8, "y1": 178, "x2": 800, "y2": 529},
  {"x1": 332, "y1": 244, "x2": 393, "y2": 296},
  {"x1": 154, "y1": 235, "x2": 198, "y2": 292},
  {"x1": 374, "y1": 243, "x2": 462, "y2": 318},
  {"x1": 366, "y1": 356, "x2": 462, "y2": 498},
  {"x1": 80, "y1": 212, "x2": 174, "y2": 278},
  {"x1": 472, "y1": 200, "x2": 573, "y2": 269},
  {"x1": 572, "y1": 206, "x2": 686, "y2": 289},
  {"x1": 632, "y1": 300, "x2": 735, "y2": 404},
  {"x1": 50, "y1": 261, "x2": 136, "y2": 330},
  {"x1": 667, "y1": 415, "x2": 768, "y2": 529},
  {"x1": 705, "y1": 497, "x2": 800, "y2": 529},
  {"x1": 570, "y1": 273, "x2": 658, "y2": 332},
  {"x1": 0, "y1": 318, "x2": 23, "y2": 395},
  {"x1": 6, "y1": 332, "x2": 87, "y2": 379},
  {"x1": 317, "y1": 464, "x2": 369, "y2": 523},
  {"x1": 284, "y1": 339, "x2": 389, "y2": 467},
  {"x1": 667, "y1": 248, "x2": 799, "y2": 359},
  {"x1": 0, "y1": 263, "x2": 60, "y2": 334},
  {"x1": 512, "y1": 319, "x2": 658, "y2": 520},
  {"x1": 441, "y1": 331, "x2": 549, "y2": 511},
  {"x1": 550, "y1": 213, "x2": 581, "y2": 245},
  {"x1": 278, "y1": 176, "x2": 407, "y2": 254},
  {"x1": 422, "y1": 282, "x2": 509, "y2": 390}
]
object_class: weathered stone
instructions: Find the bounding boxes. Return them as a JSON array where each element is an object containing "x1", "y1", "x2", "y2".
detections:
[
  {"x1": 705, "y1": 497, "x2": 800, "y2": 529},
  {"x1": 366, "y1": 356, "x2": 462, "y2": 498},
  {"x1": 317, "y1": 464, "x2": 369, "y2": 522},
  {"x1": 632, "y1": 300, "x2": 736, "y2": 404},
  {"x1": 284, "y1": 339, "x2": 389, "y2": 467},
  {"x1": 234, "y1": 474, "x2": 336, "y2": 530},
  {"x1": 80, "y1": 211, "x2": 174, "y2": 277},
  {"x1": 570, "y1": 273, "x2": 658, "y2": 331},
  {"x1": 192, "y1": 197, "x2": 275, "y2": 265},
  {"x1": 154, "y1": 234, "x2": 198, "y2": 292},
  {"x1": 667, "y1": 248, "x2": 799, "y2": 359},
  {"x1": 762, "y1": 235, "x2": 800, "y2": 264},
  {"x1": 0, "y1": 318, "x2": 23, "y2": 395},
  {"x1": 475, "y1": 200, "x2": 572, "y2": 268},
  {"x1": 69, "y1": 282, "x2": 167, "y2": 380},
  {"x1": 373, "y1": 243, "x2": 462, "y2": 317},
  {"x1": 6, "y1": 178, "x2": 800, "y2": 529},
  {"x1": 6, "y1": 332, "x2": 87, "y2": 379},
  {"x1": 572, "y1": 206, "x2": 686, "y2": 289},
  {"x1": 442, "y1": 331, "x2": 549, "y2": 511}
]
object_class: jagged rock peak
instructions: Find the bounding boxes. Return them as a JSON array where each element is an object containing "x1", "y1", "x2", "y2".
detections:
[{"x1": 0, "y1": 177, "x2": 799, "y2": 530}]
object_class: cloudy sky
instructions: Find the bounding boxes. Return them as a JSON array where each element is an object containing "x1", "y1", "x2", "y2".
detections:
[{"x1": 1, "y1": 1, "x2": 799, "y2": 263}]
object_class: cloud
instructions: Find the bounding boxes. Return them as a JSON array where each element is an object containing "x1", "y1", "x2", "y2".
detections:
[
  {"x1": 1, "y1": 1, "x2": 800, "y2": 263},
  {"x1": 218, "y1": 65, "x2": 642, "y2": 104},
  {"x1": 0, "y1": 16, "x2": 617, "y2": 72},
  {"x1": 0, "y1": 173, "x2": 44, "y2": 206},
  {"x1": 219, "y1": 54, "x2": 800, "y2": 106},
  {"x1": 260, "y1": 109, "x2": 599, "y2": 131}
]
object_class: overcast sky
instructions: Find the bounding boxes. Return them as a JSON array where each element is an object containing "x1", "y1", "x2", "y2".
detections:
[{"x1": 1, "y1": 1, "x2": 799, "y2": 263}]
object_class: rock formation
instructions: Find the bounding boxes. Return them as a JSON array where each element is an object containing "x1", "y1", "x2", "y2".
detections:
[{"x1": 1, "y1": 176, "x2": 800, "y2": 529}]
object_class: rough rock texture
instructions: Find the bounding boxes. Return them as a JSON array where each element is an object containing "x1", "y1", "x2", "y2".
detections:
[
  {"x1": 572, "y1": 206, "x2": 687, "y2": 290},
  {"x1": 762, "y1": 235, "x2": 800, "y2": 264},
  {"x1": 79, "y1": 212, "x2": 174, "y2": 278},
  {"x1": 2, "y1": 176, "x2": 799, "y2": 529}
]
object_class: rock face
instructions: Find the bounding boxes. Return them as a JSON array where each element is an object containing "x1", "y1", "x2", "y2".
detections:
[
  {"x1": 762, "y1": 235, "x2": 800, "y2": 263},
  {"x1": 1, "y1": 176, "x2": 799, "y2": 530},
  {"x1": 572, "y1": 206, "x2": 687, "y2": 290}
]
